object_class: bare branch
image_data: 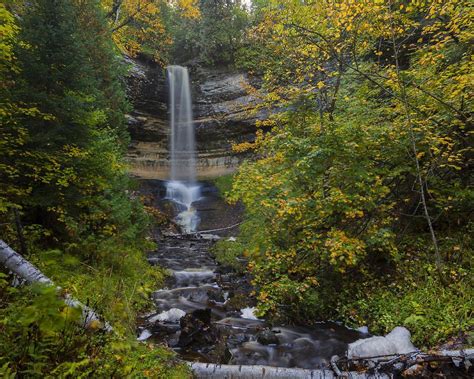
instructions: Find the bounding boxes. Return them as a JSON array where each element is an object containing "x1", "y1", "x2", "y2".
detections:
[{"x1": 386, "y1": 0, "x2": 443, "y2": 276}]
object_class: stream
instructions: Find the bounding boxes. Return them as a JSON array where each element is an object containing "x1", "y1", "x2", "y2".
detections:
[{"x1": 137, "y1": 181, "x2": 367, "y2": 370}]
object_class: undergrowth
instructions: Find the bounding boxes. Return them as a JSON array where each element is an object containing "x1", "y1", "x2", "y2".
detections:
[
  {"x1": 214, "y1": 177, "x2": 473, "y2": 348},
  {"x1": 0, "y1": 224, "x2": 191, "y2": 377},
  {"x1": 213, "y1": 173, "x2": 235, "y2": 197},
  {"x1": 211, "y1": 239, "x2": 246, "y2": 273},
  {"x1": 337, "y1": 231, "x2": 474, "y2": 348},
  {"x1": 0, "y1": 279, "x2": 189, "y2": 378}
]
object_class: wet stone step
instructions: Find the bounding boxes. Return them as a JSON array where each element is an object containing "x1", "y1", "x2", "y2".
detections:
[
  {"x1": 150, "y1": 251, "x2": 213, "y2": 260},
  {"x1": 153, "y1": 285, "x2": 224, "y2": 302},
  {"x1": 171, "y1": 270, "x2": 217, "y2": 287},
  {"x1": 148, "y1": 258, "x2": 217, "y2": 271},
  {"x1": 153, "y1": 296, "x2": 227, "y2": 318},
  {"x1": 151, "y1": 252, "x2": 215, "y2": 261}
]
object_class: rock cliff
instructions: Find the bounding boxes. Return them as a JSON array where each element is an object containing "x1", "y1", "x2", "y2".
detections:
[{"x1": 125, "y1": 56, "x2": 262, "y2": 179}]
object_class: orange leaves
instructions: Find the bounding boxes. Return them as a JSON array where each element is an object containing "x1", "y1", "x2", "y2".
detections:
[
  {"x1": 103, "y1": 0, "x2": 171, "y2": 64},
  {"x1": 232, "y1": 141, "x2": 256, "y2": 153},
  {"x1": 324, "y1": 229, "x2": 366, "y2": 272},
  {"x1": 259, "y1": 291, "x2": 268, "y2": 301},
  {"x1": 175, "y1": 0, "x2": 201, "y2": 19},
  {"x1": 229, "y1": 0, "x2": 473, "y2": 325}
]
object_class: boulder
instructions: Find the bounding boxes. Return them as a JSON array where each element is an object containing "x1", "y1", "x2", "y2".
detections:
[
  {"x1": 256, "y1": 329, "x2": 280, "y2": 345},
  {"x1": 356, "y1": 325, "x2": 369, "y2": 334},
  {"x1": 385, "y1": 326, "x2": 417, "y2": 354},
  {"x1": 347, "y1": 326, "x2": 418, "y2": 359},
  {"x1": 178, "y1": 308, "x2": 218, "y2": 349},
  {"x1": 137, "y1": 329, "x2": 152, "y2": 341},
  {"x1": 148, "y1": 308, "x2": 186, "y2": 324},
  {"x1": 241, "y1": 307, "x2": 259, "y2": 320}
]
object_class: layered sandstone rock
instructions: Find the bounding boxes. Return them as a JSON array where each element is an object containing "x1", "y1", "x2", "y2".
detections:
[{"x1": 125, "y1": 57, "x2": 262, "y2": 179}]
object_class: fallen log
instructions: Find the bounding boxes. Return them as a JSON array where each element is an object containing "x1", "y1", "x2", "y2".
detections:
[
  {"x1": 338, "y1": 348, "x2": 474, "y2": 377},
  {"x1": 188, "y1": 349, "x2": 474, "y2": 378},
  {"x1": 343, "y1": 348, "x2": 474, "y2": 364},
  {"x1": 187, "y1": 362, "x2": 391, "y2": 379},
  {"x1": 0, "y1": 239, "x2": 111, "y2": 331},
  {"x1": 401, "y1": 349, "x2": 474, "y2": 374}
]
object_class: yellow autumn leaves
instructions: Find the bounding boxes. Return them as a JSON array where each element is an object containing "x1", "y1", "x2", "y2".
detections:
[{"x1": 101, "y1": 0, "x2": 200, "y2": 65}]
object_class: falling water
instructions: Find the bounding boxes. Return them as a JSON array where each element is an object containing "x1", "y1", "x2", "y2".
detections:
[
  {"x1": 168, "y1": 65, "x2": 196, "y2": 182},
  {"x1": 166, "y1": 65, "x2": 200, "y2": 233}
]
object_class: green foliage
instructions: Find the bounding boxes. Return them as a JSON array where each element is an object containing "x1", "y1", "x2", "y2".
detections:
[
  {"x1": 229, "y1": 0, "x2": 473, "y2": 345},
  {"x1": 0, "y1": 283, "x2": 82, "y2": 376},
  {"x1": 0, "y1": 224, "x2": 187, "y2": 377},
  {"x1": 347, "y1": 274, "x2": 473, "y2": 348},
  {"x1": 1, "y1": 0, "x2": 136, "y2": 248},
  {"x1": 0, "y1": 1, "x2": 190, "y2": 376},
  {"x1": 0, "y1": 3, "x2": 40, "y2": 216},
  {"x1": 0, "y1": 282, "x2": 190, "y2": 378},
  {"x1": 31, "y1": 242, "x2": 159, "y2": 330},
  {"x1": 211, "y1": 173, "x2": 248, "y2": 272},
  {"x1": 211, "y1": 239, "x2": 245, "y2": 273},
  {"x1": 336, "y1": 231, "x2": 473, "y2": 348},
  {"x1": 213, "y1": 173, "x2": 235, "y2": 196},
  {"x1": 165, "y1": 0, "x2": 250, "y2": 66}
]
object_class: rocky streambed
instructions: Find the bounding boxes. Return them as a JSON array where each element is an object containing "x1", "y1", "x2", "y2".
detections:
[{"x1": 137, "y1": 232, "x2": 367, "y2": 369}]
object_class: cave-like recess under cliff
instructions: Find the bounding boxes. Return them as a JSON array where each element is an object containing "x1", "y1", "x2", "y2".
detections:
[{"x1": 125, "y1": 56, "x2": 267, "y2": 180}]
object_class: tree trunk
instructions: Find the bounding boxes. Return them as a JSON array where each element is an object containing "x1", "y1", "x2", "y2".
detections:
[
  {"x1": 13, "y1": 208, "x2": 28, "y2": 257},
  {"x1": 0, "y1": 239, "x2": 111, "y2": 331},
  {"x1": 187, "y1": 362, "x2": 391, "y2": 379},
  {"x1": 188, "y1": 349, "x2": 474, "y2": 378},
  {"x1": 0, "y1": 239, "x2": 51, "y2": 285}
]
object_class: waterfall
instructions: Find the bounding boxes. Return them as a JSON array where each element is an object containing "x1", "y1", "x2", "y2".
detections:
[
  {"x1": 165, "y1": 65, "x2": 200, "y2": 233},
  {"x1": 168, "y1": 65, "x2": 196, "y2": 182}
]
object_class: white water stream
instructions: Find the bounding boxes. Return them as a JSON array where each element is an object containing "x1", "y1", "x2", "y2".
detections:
[{"x1": 165, "y1": 65, "x2": 201, "y2": 233}]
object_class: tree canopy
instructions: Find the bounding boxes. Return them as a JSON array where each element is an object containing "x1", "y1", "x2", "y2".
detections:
[
  {"x1": 225, "y1": 0, "x2": 473, "y2": 345},
  {"x1": 0, "y1": 1, "x2": 188, "y2": 376}
]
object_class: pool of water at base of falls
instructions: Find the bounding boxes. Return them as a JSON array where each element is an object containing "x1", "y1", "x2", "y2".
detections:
[{"x1": 137, "y1": 233, "x2": 367, "y2": 369}]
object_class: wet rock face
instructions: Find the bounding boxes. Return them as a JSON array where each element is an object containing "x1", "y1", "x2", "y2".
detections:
[
  {"x1": 193, "y1": 67, "x2": 263, "y2": 153},
  {"x1": 197, "y1": 72, "x2": 249, "y2": 102},
  {"x1": 125, "y1": 57, "x2": 168, "y2": 144},
  {"x1": 125, "y1": 57, "x2": 261, "y2": 179},
  {"x1": 126, "y1": 56, "x2": 167, "y2": 118},
  {"x1": 137, "y1": 179, "x2": 244, "y2": 236}
]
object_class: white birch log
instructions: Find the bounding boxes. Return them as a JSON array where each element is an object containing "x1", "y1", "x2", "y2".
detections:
[
  {"x1": 0, "y1": 239, "x2": 111, "y2": 331},
  {"x1": 435, "y1": 349, "x2": 474, "y2": 358},
  {"x1": 188, "y1": 349, "x2": 474, "y2": 379},
  {"x1": 0, "y1": 239, "x2": 52, "y2": 285},
  {"x1": 187, "y1": 362, "x2": 391, "y2": 379},
  {"x1": 351, "y1": 349, "x2": 474, "y2": 363}
]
